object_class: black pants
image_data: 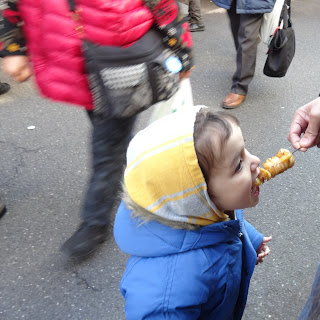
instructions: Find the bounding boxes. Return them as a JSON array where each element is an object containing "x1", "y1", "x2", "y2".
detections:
[
  {"x1": 82, "y1": 111, "x2": 136, "y2": 226},
  {"x1": 227, "y1": 1, "x2": 263, "y2": 95}
]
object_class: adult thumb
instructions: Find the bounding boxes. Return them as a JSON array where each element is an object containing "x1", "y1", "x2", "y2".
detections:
[
  {"x1": 301, "y1": 108, "x2": 320, "y2": 148},
  {"x1": 300, "y1": 130, "x2": 317, "y2": 148}
]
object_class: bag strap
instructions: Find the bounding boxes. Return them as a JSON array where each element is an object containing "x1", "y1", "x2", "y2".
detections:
[
  {"x1": 286, "y1": 0, "x2": 291, "y2": 19},
  {"x1": 66, "y1": 0, "x2": 85, "y2": 37},
  {"x1": 278, "y1": 0, "x2": 292, "y2": 29},
  {"x1": 67, "y1": 0, "x2": 76, "y2": 12}
]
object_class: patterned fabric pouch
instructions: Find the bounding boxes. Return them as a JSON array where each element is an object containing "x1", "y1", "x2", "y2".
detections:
[{"x1": 82, "y1": 29, "x2": 180, "y2": 118}]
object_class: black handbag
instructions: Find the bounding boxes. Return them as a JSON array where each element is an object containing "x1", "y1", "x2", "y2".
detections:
[
  {"x1": 263, "y1": 0, "x2": 295, "y2": 77},
  {"x1": 67, "y1": 0, "x2": 180, "y2": 118}
]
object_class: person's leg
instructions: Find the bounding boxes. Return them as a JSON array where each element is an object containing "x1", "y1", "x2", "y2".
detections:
[
  {"x1": 82, "y1": 114, "x2": 136, "y2": 226},
  {"x1": 223, "y1": 2, "x2": 263, "y2": 108},
  {"x1": 0, "y1": 82, "x2": 10, "y2": 95},
  {"x1": 61, "y1": 113, "x2": 136, "y2": 258},
  {"x1": 231, "y1": 12, "x2": 263, "y2": 95},
  {"x1": 227, "y1": 0, "x2": 240, "y2": 50},
  {"x1": 188, "y1": 0, "x2": 205, "y2": 32},
  {"x1": 298, "y1": 263, "x2": 320, "y2": 320}
]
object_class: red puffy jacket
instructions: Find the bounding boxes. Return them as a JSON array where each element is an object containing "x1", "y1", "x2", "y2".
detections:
[{"x1": 1, "y1": 0, "x2": 193, "y2": 110}]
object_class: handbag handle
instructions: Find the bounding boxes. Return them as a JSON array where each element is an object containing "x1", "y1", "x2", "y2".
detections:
[
  {"x1": 273, "y1": 32, "x2": 288, "y2": 50},
  {"x1": 279, "y1": 0, "x2": 292, "y2": 28}
]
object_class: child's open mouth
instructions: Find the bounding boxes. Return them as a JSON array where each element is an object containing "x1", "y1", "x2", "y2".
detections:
[{"x1": 251, "y1": 185, "x2": 260, "y2": 197}]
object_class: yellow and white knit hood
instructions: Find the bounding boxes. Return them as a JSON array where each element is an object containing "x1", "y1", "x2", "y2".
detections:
[{"x1": 124, "y1": 106, "x2": 229, "y2": 226}]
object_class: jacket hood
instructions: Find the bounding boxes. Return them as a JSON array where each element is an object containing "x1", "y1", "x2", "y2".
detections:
[
  {"x1": 114, "y1": 201, "x2": 243, "y2": 257},
  {"x1": 124, "y1": 106, "x2": 229, "y2": 226}
]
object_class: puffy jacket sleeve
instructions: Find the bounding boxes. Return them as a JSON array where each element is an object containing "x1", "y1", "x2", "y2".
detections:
[
  {"x1": 120, "y1": 252, "x2": 210, "y2": 319},
  {"x1": 0, "y1": 1, "x2": 26, "y2": 57},
  {"x1": 143, "y1": 0, "x2": 194, "y2": 72},
  {"x1": 244, "y1": 219, "x2": 263, "y2": 250}
]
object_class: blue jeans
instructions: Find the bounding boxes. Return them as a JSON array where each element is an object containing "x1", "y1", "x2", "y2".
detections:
[
  {"x1": 82, "y1": 112, "x2": 136, "y2": 226},
  {"x1": 298, "y1": 262, "x2": 320, "y2": 320}
]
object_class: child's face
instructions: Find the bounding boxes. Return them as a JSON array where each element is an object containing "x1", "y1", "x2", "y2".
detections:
[{"x1": 207, "y1": 123, "x2": 261, "y2": 211}]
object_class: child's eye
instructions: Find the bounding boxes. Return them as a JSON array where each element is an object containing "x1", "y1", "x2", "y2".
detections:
[{"x1": 235, "y1": 160, "x2": 243, "y2": 172}]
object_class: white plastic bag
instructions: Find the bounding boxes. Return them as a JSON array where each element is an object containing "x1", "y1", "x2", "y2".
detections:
[
  {"x1": 148, "y1": 78, "x2": 194, "y2": 125},
  {"x1": 259, "y1": 0, "x2": 284, "y2": 45}
]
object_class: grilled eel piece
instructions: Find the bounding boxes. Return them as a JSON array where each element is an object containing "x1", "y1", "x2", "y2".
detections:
[{"x1": 254, "y1": 148, "x2": 295, "y2": 187}]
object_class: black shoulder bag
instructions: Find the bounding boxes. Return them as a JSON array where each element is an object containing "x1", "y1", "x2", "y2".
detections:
[
  {"x1": 263, "y1": 0, "x2": 295, "y2": 77},
  {"x1": 67, "y1": 0, "x2": 180, "y2": 118}
]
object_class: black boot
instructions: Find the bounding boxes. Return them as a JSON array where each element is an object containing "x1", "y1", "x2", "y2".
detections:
[
  {"x1": 0, "y1": 198, "x2": 7, "y2": 219},
  {"x1": 0, "y1": 82, "x2": 10, "y2": 95},
  {"x1": 60, "y1": 224, "x2": 108, "y2": 258},
  {"x1": 189, "y1": 23, "x2": 205, "y2": 32}
]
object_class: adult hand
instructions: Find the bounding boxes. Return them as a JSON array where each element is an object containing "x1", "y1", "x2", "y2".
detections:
[
  {"x1": 287, "y1": 97, "x2": 320, "y2": 151},
  {"x1": 2, "y1": 55, "x2": 32, "y2": 82}
]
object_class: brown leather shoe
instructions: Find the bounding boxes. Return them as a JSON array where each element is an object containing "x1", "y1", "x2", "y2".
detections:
[{"x1": 222, "y1": 93, "x2": 246, "y2": 109}]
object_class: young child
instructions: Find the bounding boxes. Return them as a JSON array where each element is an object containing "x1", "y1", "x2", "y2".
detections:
[{"x1": 114, "y1": 106, "x2": 272, "y2": 319}]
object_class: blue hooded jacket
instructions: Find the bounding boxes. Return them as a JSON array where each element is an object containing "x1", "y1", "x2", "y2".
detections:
[{"x1": 115, "y1": 202, "x2": 263, "y2": 319}]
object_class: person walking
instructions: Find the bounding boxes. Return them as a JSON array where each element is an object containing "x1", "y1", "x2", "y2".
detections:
[
  {"x1": 0, "y1": 0, "x2": 194, "y2": 258},
  {"x1": 211, "y1": 0, "x2": 276, "y2": 108}
]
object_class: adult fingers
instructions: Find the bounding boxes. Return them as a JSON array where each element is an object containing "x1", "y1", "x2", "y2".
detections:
[
  {"x1": 300, "y1": 108, "x2": 320, "y2": 149},
  {"x1": 294, "y1": 97, "x2": 320, "y2": 150},
  {"x1": 288, "y1": 112, "x2": 308, "y2": 150}
]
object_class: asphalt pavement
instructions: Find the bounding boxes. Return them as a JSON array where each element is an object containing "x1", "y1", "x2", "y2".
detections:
[{"x1": 1, "y1": 0, "x2": 320, "y2": 319}]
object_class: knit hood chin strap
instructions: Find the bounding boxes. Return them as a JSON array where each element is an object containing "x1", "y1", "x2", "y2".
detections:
[{"x1": 124, "y1": 106, "x2": 230, "y2": 226}]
